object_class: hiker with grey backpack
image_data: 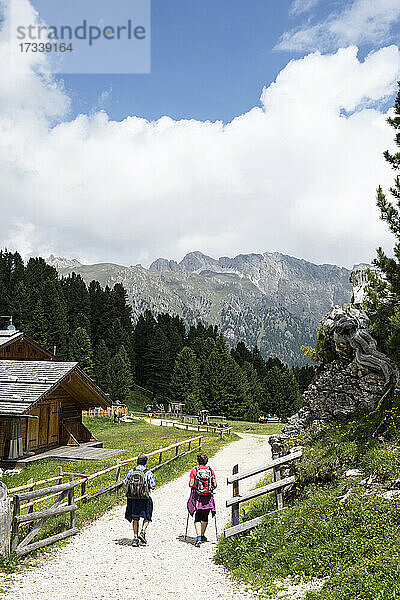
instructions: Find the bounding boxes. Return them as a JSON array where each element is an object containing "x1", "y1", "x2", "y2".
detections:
[
  {"x1": 124, "y1": 453, "x2": 156, "y2": 547},
  {"x1": 187, "y1": 453, "x2": 217, "y2": 547}
]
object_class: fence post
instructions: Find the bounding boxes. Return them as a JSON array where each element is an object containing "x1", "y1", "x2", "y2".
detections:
[
  {"x1": 231, "y1": 464, "x2": 240, "y2": 527},
  {"x1": 11, "y1": 495, "x2": 20, "y2": 553},
  {"x1": 56, "y1": 466, "x2": 63, "y2": 485},
  {"x1": 0, "y1": 483, "x2": 11, "y2": 557},
  {"x1": 188, "y1": 440, "x2": 191, "y2": 451},
  {"x1": 27, "y1": 478, "x2": 34, "y2": 531},
  {"x1": 175, "y1": 442, "x2": 179, "y2": 457},
  {"x1": 116, "y1": 459, "x2": 121, "y2": 484},
  {"x1": 81, "y1": 477, "x2": 87, "y2": 504},
  {"x1": 159, "y1": 446, "x2": 163, "y2": 465},
  {"x1": 198, "y1": 437, "x2": 201, "y2": 450},
  {"x1": 68, "y1": 475, "x2": 75, "y2": 530},
  {"x1": 272, "y1": 447, "x2": 284, "y2": 511}
]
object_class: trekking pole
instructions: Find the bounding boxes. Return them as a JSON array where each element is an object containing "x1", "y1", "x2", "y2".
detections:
[{"x1": 184, "y1": 511, "x2": 190, "y2": 541}]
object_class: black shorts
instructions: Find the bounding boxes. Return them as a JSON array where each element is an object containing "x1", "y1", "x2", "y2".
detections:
[
  {"x1": 125, "y1": 497, "x2": 153, "y2": 522},
  {"x1": 194, "y1": 508, "x2": 210, "y2": 523}
]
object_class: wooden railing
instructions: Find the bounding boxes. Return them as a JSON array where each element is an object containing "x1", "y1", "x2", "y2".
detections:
[
  {"x1": 82, "y1": 406, "x2": 128, "y2": 418},
  {"x1": 7, "y1": 435, "x2": 202, "y2": 556},
  {"x1": 224, "y1": 450, "x2": 302, "y2": 538},
  {"x1": 158, "y1": 419, "x2": 231, "y2": 437}
]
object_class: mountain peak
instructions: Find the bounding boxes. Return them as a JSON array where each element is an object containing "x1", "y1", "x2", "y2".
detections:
[
  {"x1": 179, "y1": 251, "x2": 220, "y2": 273},
  {"x1": 46, "y1": 255, "x2": 82, "y2": 270}
]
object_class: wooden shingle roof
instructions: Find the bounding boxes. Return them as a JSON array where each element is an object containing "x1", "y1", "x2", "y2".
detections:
[
  {"x1": 0, "y1": 330, "x2": 57, "y2": 360},
  {"x1": 0, "y1": 361, "x2": 77, "y2": 416},
  {"x1": 0, "y1": 330, "x2": 22, "y2": 348}
]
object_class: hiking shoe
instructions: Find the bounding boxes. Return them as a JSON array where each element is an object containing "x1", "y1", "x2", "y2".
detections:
[
  {"x1": 132, "y1": 538, "x2": 139, "y2": 547},
  {"x1": 138, "y1": 531, "x2": 147, "y2": 545},
  {"x1": 201, "y1": 536, "x2": 208, "y2": 543},
  {"x1": 195, "y1": 536, "x2": 202, "y2": 547}
]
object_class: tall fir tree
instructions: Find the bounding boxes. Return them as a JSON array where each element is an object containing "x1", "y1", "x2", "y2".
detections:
[
  {"x1": 262, "y1": 365, "x2": 301, "y2": 419},
  {"x1": 242, "y1": 361, "x2": 262, "y2": 422},
  {"x1": 69, "y1": 327, "x2": 94, "y2": 378},
  {"x1": 170, "y1": 346, "x2": 201, "y2": 413},
  {"x1": 366, "y1": 82, "x2": 400, "y2": 368},
  {"x1": 202, "y1": 335, "x2": 249, "y2": 418},
  {"x1": 133, "y1": 310, "x2": 156, "y2": 385},
  {"x1": 42, "y1": 279, "x2": 69, "y2": 358},
  {"x1": 144, "y1": 328, "x2": 170, "y2": 398},
  {"x1": 109, "y1": 346, "x2": 133, "y2": 403},
  {"x1": 30, "y1": 298, "x2": 48, "y2": 348},
  {"x1": 93, "y1": 339, "x2": 112, "y2": 393}
]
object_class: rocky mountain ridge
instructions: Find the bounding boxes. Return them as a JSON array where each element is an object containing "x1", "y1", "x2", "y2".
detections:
[{"x1": 47, "y1": 251, "x2": 354, "y2": 365}]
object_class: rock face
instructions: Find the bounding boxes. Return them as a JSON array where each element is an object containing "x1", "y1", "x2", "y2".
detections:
[
  {"x1": 48, "y1": 250, "x2": 353, "y2": 365},
  {"x1": 282, "y1": 301, "x2": 400, "y2": 437}
]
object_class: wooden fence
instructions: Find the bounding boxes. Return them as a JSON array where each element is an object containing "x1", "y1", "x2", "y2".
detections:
[
  {"x1": 158, "y1": 419, "x2": 232, "y2": 437},
  {"x1": 224, "y1": 450, "x2": 302, "y2": 538},
  {"x1": 7, "y1": 435, "x2": 202, "y2": 556},
  {"x1": 82, "y1": 406, "x2": 128, "y2": 418}
]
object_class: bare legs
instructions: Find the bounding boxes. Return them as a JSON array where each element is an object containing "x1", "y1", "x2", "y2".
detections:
[
  {"x1": 132, "y1": 518, "x2": 150, "y2": 537},
  {"x1": 132, "y1": 520, "x2": 139, "y2": 537},
  {"x1": 194, "y1": 521, "x2": 208, "y2": 537}
]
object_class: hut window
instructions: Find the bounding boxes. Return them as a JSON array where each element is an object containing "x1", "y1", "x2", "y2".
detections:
[
  {"x1": 5, "y1": 346, "x2": 10, "y2": 352},
  {"x1": 17, "y1": 346, "x2": 22, "y2": 353}
]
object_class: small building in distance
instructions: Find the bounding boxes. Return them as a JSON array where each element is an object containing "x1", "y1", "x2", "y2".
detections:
[
  {"x1": 0, "y1": 328, "x2": 58, "y2": 361},
  {"x1": 0, "y1": 328, "x2": 111, "y2": 461}
]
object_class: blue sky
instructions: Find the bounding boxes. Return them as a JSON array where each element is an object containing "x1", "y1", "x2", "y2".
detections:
[
  {"x1": 59, "y1": 0, "x2": 400, "y2": 123},
  {"x1": 2, "y1": 0, "x2": 400, "y2": 267}
]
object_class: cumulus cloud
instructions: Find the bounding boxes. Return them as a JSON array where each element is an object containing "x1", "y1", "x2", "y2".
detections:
[
  {"x1": 0, "y1": 0, "x2": 400, "y2": 268},
  {"x1": 277, "y1": 0, "x2": 400, "y2": 52},
  {"x1": 289, "y1": 0, "x2": 321, "y2": 18}
]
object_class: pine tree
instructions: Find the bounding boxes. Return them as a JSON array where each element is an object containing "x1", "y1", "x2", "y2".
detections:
[
  {"x1": 242, "y1": 361, "x2": 262, "y2": 422},
  {"x1": 133, "y1": 310, "x2": 156, "y2": 385},
  {"x1": 231, "y1": 341, "x2": 253, "y2": 367},
  {"x1": 62, "y1": 273, "x2": 90, "y2": 332},
  {"x1": 366, "y1": 82, "x2": 400, "y2": 365},
  {"x1": 30, "y1": 299, "x2": 48, "y2": 348},
  {"x1": 262, "y1": 366, "x2": 301, "y2": 420},
  {"x1": 202, "y1": 335, "x2": 249, "y2": 418},
  {"x1": 42, "y1": 279, "x2": 69, "y2": 359},
  {"x1": 251, "y1": 347, "x2": 268, "y2": 379},
  {"x1": 144, "y1": 329, "x2": 170, "y2": 398},
  {"x1": 94, "y1": 339, "x2": 112, "y2": 393},
  {"x1": 69, "y1": 327, "x2": 94, "y2": 378},
  {"x1": 109, "y1": 346, "x2": 133, "y2": 403},
  {"x1": 170, "y1": 347, "x2": 201, "y2": 413}
]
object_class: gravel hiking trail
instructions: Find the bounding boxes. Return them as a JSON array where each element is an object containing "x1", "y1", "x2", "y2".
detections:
[{"x1": 4, "y1": 434, "x2": 271, "y2": 600}]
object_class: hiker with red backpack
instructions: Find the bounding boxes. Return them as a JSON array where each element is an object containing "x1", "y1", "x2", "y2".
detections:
[
  {"x1": 187, "y1": 453, "x2": 217, "y2": 547},
  {"x1": 124, "y1": 453, "x2": 156, "y2": 547}
]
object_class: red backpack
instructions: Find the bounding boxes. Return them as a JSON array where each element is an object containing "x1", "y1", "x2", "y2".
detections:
[{"x1": 195, "y1": 466, "x2": 214, "y2": 496}]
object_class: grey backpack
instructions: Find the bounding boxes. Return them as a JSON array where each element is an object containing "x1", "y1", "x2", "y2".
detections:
[{"x1": 126, "y1": 468, "x2": 149, "y2": 499}]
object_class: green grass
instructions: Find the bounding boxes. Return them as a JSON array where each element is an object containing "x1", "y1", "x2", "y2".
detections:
[
  {"x1": 228, "y1": 419, "x2": 284, "y2": 435},
  {"x1": 0, "y1": 418, "x2": 235, "y2": 580},
  {"x1": 216, "y1": 410, "x2": 400, "y2": 600}
]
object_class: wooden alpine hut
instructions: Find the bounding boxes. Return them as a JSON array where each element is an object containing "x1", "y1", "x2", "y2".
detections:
[{"x1": 0, "y1": 327, "x2": 111, "y2": 461}]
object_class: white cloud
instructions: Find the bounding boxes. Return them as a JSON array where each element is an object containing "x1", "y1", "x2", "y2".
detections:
[
  {"x1": 0, "y1": 1, "x2": 400, "y2": 269},
  {"x1": 289, "y1": 0, "x2": 320, "y2": 18},
  {"x1": 277, "y1": 0, "x2": 400, "y2": 52}
]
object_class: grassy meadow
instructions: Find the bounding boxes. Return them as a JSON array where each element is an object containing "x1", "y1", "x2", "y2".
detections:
[{"x1": 216, "y1": 410, "x2": 400, "y2": 600}]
